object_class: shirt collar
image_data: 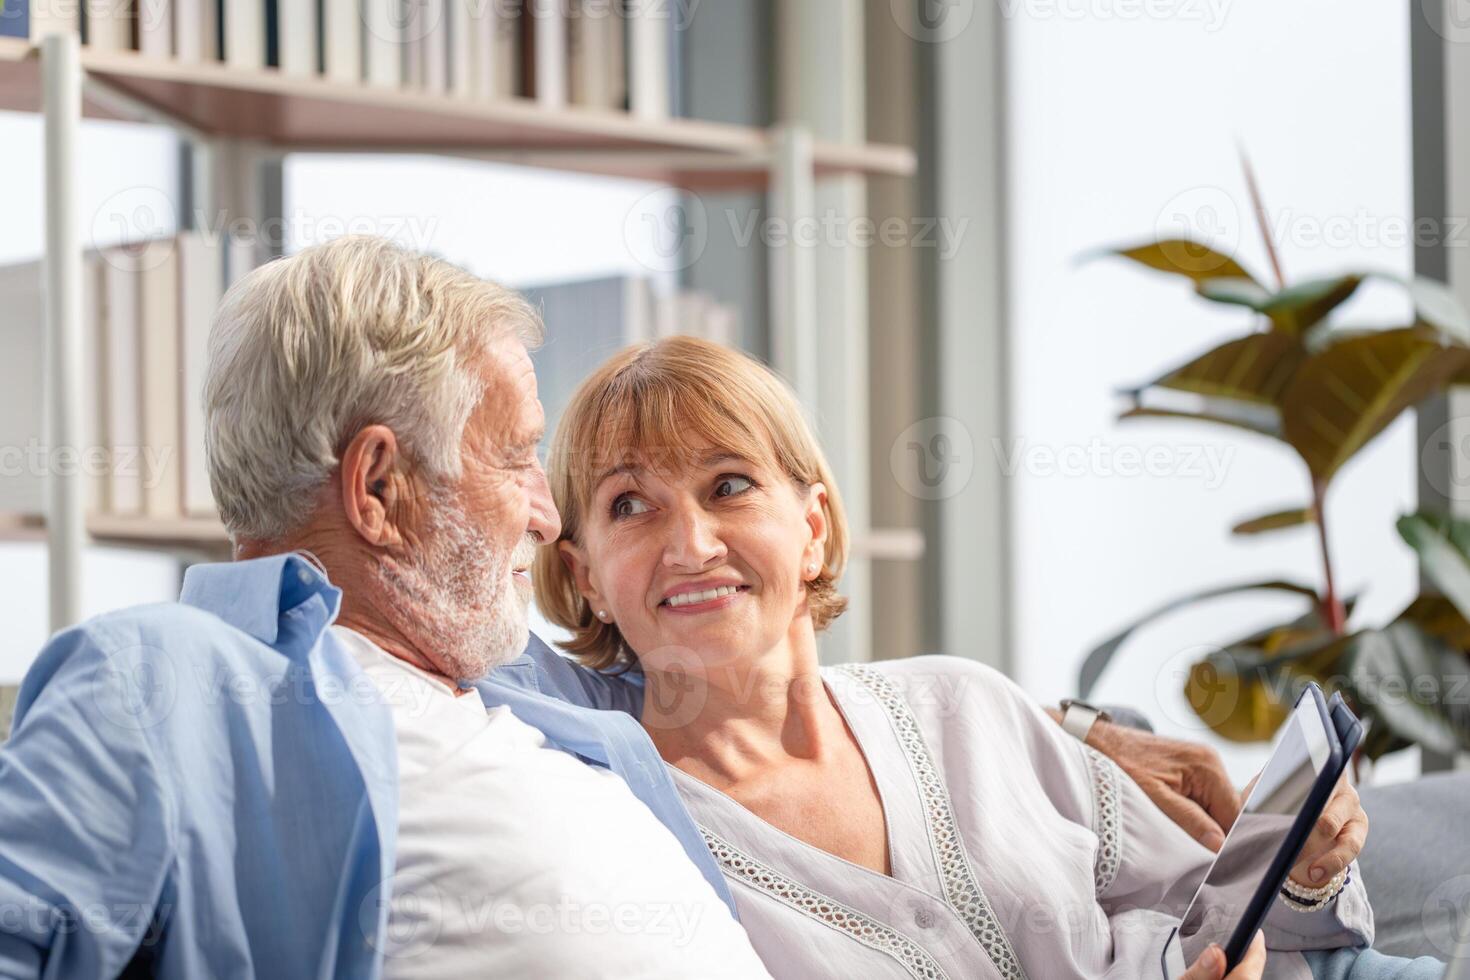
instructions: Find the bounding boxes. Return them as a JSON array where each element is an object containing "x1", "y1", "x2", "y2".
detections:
[{"x1": 180, "y1": 553, "x2": 342, "y2": 645}]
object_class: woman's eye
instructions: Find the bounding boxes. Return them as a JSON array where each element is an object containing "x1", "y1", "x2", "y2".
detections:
[
  {"x1": 714, "y1": 474, "x2": 755, "y2": 498},
  {"x1": 612, "y1": 494, "x2": 651, "y2": 519}
]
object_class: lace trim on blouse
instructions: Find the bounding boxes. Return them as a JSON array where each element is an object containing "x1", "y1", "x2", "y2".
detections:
[
  {"x1": 835, "y1": 664, "x2": 1029, "y2": 980},
  {"x1": 1082, "y1": 745, "x2": 1123, "y2": 896},
  {"x1": 701, "y1": 827, "x2": 951, "y2": 980}
]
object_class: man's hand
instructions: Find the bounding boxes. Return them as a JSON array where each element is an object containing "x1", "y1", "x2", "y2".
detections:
[
  {"x1": 1081, "y1": 718, "x2": 1241, "y2": 851},
  {"x1": 1179, "y1": 931, "x2": 1266, "y2": 980}
]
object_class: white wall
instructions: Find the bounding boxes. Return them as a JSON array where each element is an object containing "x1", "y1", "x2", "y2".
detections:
[
  {"x1": 1005, "y1": 0, "x2": 1420, "y2": 782},
  {"x1": 0, "y1": 112, "x2": 183, "y2": 682}
]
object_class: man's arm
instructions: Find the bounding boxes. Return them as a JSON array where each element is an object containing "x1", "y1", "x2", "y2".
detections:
[
  {"x1": 0, "y1": 627, "x2": 174, "y2": 977},
  {"x1": 1047, "y1": 707, "x2": 1241, "y2": 852}
]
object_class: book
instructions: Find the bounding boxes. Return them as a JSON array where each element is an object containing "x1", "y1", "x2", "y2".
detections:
[
  {"x1": 363, "y1": 0, "x2": 400, "y2": 87},
  {"x1": 137, "y1": 0, "x2": 172, "y2": 56},
  {"x1": 84, "y1": 0, "x2": 133, "y2": 50},
  {"x1": 174, "y1": 0, "x2": 218, "y2": 61},
  {"x1": 138, "y1": 239, "x2": 182, "y2": 518},
  {"x1": 82, "y1": 252, "x2": 110, "y2": 515},
  {"x1": 277, "y1": 0, "x2": 315, "y2": 74},
  {"x1": 319, "y1": 0, "x2": 358, "y2": 80},
  {"x1": 1, "y1": 0, "x2": 81, "y2": 40},
  {"x1": 104, "y1": 249, "x2": 144, "y2": 515},
  {"x1": 447, "y1": 0, "x2": 471, "y2": 97},
  {"x1": 177, "y1": 232, "x2": 224, "y2": 516},
  {"x1": 625, "y1": 0, "x2": 667, "y2": 118},
  {"x1": 492, "y1": 0, "x2": 519, "y2": 96},
  {"x1": 223, "y1": 0, "x2": 263, "y2": 67},
  {"x1": 421, "y1": 0, "x2": 446, "y2": 93},
  {"x1": 0, "y1": 261, "x2": 44, "y2": 516},
  {"x1": 527, "y1": 0, "x2": 565, "y2": 105}
]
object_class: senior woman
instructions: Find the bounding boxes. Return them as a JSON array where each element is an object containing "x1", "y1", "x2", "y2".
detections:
[{"x1": 534, "y1": 336, "x2": 1443, "y2": 980}]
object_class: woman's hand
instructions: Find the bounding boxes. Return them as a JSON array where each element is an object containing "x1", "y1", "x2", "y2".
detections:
[
  {"x1": 1288, "y1": 774, "x2": 1367, "y2": 888},
  {"x1": 1179, "y1": 931, "x2": 1267, "y2": 980}
]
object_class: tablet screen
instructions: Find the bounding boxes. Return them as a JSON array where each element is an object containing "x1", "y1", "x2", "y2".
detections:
[{"x1": 1174, "y1": 693, "x2": 1331, "y2": 962}]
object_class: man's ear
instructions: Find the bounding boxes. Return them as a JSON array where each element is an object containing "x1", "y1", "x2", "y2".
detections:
[
  {"x1": 340, "y1": 425, "x2": 405, "y2": 548},
  {"x1": 803, "y1": 482, "x2": 829, "y2": 578},
  {"x1": 558, "y1": 539, "x2": 607, "y2": 615}
]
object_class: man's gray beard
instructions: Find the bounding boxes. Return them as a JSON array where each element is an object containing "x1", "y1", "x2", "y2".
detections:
[{"x1": 374, "y1": 487, "x2": 529, "y2": 682}]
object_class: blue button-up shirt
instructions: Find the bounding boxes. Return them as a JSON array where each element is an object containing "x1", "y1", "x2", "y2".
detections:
[{"x1": 0, "y1": 555, "x2": 728, "y2": 979}]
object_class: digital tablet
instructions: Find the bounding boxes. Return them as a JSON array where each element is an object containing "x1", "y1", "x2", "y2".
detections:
[{"x1": 1161, "y1": 683, "x2": 1363, "y2": 978}]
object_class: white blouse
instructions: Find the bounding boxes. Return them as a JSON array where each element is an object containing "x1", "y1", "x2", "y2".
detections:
[{"x1": 668, "y1": 657, "x2": 1374, "y2": 980}]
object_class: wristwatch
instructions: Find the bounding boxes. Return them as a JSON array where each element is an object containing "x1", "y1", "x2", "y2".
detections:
[{"x1": 1059, "y1": 698, "x2": 1112, "y2": 743}]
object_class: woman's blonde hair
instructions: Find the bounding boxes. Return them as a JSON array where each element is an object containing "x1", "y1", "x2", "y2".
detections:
[{"x1": 534, "y1": 335, "x2": 849, "y2": 671}]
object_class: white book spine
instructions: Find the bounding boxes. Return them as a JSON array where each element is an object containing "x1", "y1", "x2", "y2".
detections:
[
  {"x1": 85, "y1": 0, "x2": 134, "y2": 51},
  {"x1": 627, "y1": 0, "x2": 667, "y2": 118},
  {"x1": 422, "y1": 0, "x2": 446, "y2": 93},
  {"x1": 137, "y1": 0, "x2": 172, "y2": 56},
  {"x1": 104, "y1": 251, "x2": 143, "y2": 515},
  {"x1": 469, "y1": 0, "x2": 495, "y2": 98},
  {"x1": 139, "y1": 240, "x2": 181, "y2": 519},
  {"x1": 178, "y1": 232, "x2": 224, "y2": 516},
  {"x1": 322, "y1": 0, "x2": 360, "y2": 81},
  {"x1": 530, "y1": 0, "x2": 564, "y2": 106},
  {"x1": 82, "y1": 254, "x2": 109, "y2": 515},
  {"x1": 492, "y1": 1, "x2": 517, "y2": 96},
  {"x1": 363, "y1": 0, "x2": 400, "y2": 87},
  {"x1": 448, "y1": 0, "x2": 472, "y2": 97},
  {"x1": 223, "y1": 0, "x2": 262, "y2": 67},
  {"x1": 173, "y1": 0, "x2": 217, "y2": 61},
  {"x1": 280, "y1": 0, "x2": 317, "y2": 75}
]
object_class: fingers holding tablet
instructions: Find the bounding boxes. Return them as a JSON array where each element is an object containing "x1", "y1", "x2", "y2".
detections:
[
  {"x1": 1180, "y1": 932, "x2": 1267, "y2": 980},
  {"x1": 1289, "y1": 776, "x2": 1368, "y2": 887}
]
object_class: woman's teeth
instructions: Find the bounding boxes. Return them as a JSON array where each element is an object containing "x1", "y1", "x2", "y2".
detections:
[{"x1": 664, "y1": 585, "x2": 742, "y2": 608}]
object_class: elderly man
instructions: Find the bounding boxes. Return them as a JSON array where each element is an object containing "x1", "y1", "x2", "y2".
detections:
[
  {"x1": 0, "y1": 237, "x2": 767, "y2": 979},
  {"x1": 0, "y1": 235, "x2": 1250, "y2": 978}
]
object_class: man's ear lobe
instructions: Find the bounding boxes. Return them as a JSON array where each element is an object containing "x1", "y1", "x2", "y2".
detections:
[
  {"x1": 341, "y1": 425, "x2": 402, "y2": 547},
  {"x1": 558, "y1": 540, "x2": 602, "y2": 606}
]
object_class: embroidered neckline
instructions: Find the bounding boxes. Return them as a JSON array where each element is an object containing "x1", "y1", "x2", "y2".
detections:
[
  {"x1": 701, "y1": 827, "x2": 951, "y2": 980},
  {"x1": 835, "y1": 664, "x2": 1029, "y2": 980}
]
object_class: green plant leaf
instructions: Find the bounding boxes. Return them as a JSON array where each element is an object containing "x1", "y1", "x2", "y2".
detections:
[
  {"x1": 1197, "y1": 277, "x2": 1273, "y2": 308},
  {"x1": 1401, "y1": 275, "x2": 1470, "y2": 343},
  {"x1": 1145, "y1": 331, "x2": 1307, "y2": 405},
  {"x1": 1183, "y1": 626, "x2": 1347, "y2": 742},
  {"x1": 1397, "y1": 512, "x2": 1470, "y2": 622},
  {"x1": 1111, "y1": 240, "x2": 1260, "y2": 287},
  {"x1": 1077, "y1": 580, "x2": 1321, "y2": 698},
  {"x1": 1119, "y1": 404, "x2": 1283, "y2": 440},
  {"x1": 1232, "y1": 507, "x2": 1314, "y2": 535},
  {"x1": 1397, "y1": 592, "x2": 1470, "y2": 652},
  {"x1": 1280, "y1": 327, "x2": 1470, "y2": 485},
  {"x1": 1346, "y1": 621, "x2": 1470, "y2": 758},
  {"x1": 1259, "y1": 275, "x2": 1363, "y2": 335}
]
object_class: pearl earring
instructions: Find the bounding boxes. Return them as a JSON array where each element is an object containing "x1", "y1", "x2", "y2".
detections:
[
  {"x1": 597, "y1": 610, "x2": 608, "y2": 621},
  {"x1": 807, "y1": 563, "x2": 818, "y2": 575}
]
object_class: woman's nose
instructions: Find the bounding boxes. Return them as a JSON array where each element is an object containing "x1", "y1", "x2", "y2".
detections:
[{"x1": 662, "y1": 503, "x2": 726, "y2": 569}]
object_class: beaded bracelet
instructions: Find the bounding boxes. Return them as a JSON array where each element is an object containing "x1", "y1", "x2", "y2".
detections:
[{"x1": 1279, "y1": 867, "x2": 1349, "y2": 912}]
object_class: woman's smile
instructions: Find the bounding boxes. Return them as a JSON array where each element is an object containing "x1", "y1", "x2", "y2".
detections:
[{"x1": 658, "y1": 582, "x2": 753, "y2": 614}]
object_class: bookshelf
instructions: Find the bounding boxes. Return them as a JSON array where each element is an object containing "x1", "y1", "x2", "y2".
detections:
[{"x1": 8, "y1": 28, "x2": 916, "y2": 633}]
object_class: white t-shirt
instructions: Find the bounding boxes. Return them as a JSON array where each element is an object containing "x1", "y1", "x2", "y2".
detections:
[{"x1": 334, "y1": 626, "x2": 769, "y2": 979}]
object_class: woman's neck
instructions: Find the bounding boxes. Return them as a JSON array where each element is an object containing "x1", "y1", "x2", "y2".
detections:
[{"x1": 641, "y1": 619, "x2": 845, "y2": 785}]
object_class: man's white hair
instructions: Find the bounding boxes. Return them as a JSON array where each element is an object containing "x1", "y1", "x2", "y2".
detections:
[{"x1": 204, "y1": 235, "x2": 543, "y2": 542}]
